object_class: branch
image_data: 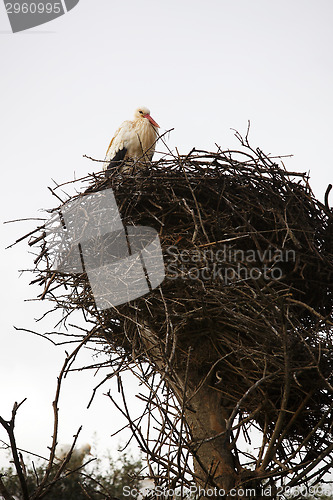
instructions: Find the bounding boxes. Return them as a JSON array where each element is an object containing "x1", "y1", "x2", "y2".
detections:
[
  {"x1": 324, "y1": 183, "x2": 332, "y2": 209},
  {"x1": 31, "y1": 330, "x2": 96, "y2": 500},
  {"x1": 0, "y1": 400, "x2": 30, "y2": 500}
]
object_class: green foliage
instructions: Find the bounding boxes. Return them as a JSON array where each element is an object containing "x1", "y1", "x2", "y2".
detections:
[{"x1": 0, "y1": 451, "x2": 142, "y2": 499}]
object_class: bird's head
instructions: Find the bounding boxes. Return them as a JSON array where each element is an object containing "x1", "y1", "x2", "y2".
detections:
[{"x1": 135, "y1": 106, "x2": 160, "y2": 128}]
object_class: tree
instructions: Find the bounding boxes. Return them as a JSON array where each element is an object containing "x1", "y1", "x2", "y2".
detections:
[
  {"x1": 12, "y1": 134, "x2": 333, "y2": 498},
  {"x1": 0, "y1": 448, "x2": 142, "y2": 499}
]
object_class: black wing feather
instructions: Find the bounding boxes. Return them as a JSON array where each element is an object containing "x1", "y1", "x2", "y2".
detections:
[{"x1": 105, "y1": 147, "x2": 127, "y2": 176}]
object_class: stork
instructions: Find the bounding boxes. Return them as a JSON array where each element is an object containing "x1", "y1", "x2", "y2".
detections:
[
  {"x1": 103, "y1": 106, "x2": 160, "y2": 174},
  {"x1": 55, "y1": 443, "x2": 92, "y2": 470}
]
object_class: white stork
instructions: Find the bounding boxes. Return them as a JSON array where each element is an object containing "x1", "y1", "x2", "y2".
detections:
[
  {"x1": 103, "y1": 106, "x2": 160, "y2": 174},
  {"x1": 55, "y1": 443, "x2": 92, "y2": 470}
]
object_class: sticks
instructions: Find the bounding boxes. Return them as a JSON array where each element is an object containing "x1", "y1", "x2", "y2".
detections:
[
  {"x1": 0, "y1": 400, "x2": 30, "y2": 500},
  {"x1": 8, "y1": 136, "x2": 333, "y2": 495}
]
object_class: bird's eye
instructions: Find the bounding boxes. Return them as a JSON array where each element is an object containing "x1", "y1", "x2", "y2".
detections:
[{"x1": 139, "y1": 110, "x2": 143, "y2": 114}]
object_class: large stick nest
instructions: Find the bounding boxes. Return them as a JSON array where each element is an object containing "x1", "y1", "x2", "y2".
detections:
[{"x1": 27, "y1": 140, "x2": 333, "y2": 449}]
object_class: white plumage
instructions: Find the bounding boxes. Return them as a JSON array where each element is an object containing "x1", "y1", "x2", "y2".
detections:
[
  {"x1": 55, "y1": 443, "x2": 92, "y2": 470},
  {"x1": 103, "y1": 106, "x2": 160, "y2": 173}
]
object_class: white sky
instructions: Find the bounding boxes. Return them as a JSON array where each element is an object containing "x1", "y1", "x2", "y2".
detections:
[{"x1": 1, "y1": 0, "x2": 333, "y2": 473}]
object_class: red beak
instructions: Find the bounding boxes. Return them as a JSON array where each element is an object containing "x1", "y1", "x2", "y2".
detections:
[{"x1": 144, "y1": 114, "x2": 160, "y2": 128}]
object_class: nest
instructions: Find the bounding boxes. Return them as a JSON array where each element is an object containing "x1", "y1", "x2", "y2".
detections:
[{"x1": 27, "y1": 142, "x2": 333, "y2": 456}]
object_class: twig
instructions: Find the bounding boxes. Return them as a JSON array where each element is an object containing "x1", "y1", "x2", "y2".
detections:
[{"x1": 0, "y1": 400, "x2": 29, "y2": 500}]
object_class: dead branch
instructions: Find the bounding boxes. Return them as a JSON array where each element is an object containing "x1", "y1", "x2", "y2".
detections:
[{"x1": 0, "y1": 400, "x2": 29, "y2": 500}]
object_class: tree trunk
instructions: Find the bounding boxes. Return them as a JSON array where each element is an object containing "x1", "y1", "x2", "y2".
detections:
[
  {"x1": 140, "y1": 326, "x2": 264, "y2": 498},
  {"x1": 184, "y1": 384, "x2": 237, "y2": 497}
]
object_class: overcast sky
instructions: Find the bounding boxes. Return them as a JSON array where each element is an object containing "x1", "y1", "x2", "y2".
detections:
[{"x1": 1, "y1": 0, "x2": 333, "y2": 471}]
